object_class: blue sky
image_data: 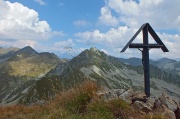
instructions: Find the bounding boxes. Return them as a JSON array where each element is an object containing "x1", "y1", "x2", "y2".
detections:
[{"x1": 0, "y1": 0, "x2": 180, "y2": 59}]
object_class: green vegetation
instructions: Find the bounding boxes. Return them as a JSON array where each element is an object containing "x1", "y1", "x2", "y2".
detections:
[
  {"x1": 8, "y1": 59, "x2": 56, "y2": 77},
  {"x1": 89, "y1": 73, "x2": 112, "y2": 88},
  {"x1": 19, "y1": 75, "x2": 63, "y2": 104},
  {"x1": 0, "y1": 81, "x2": 166, "y2": 119}
]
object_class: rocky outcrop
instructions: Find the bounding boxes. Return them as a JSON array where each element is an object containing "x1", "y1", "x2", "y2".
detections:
[
  {"x1": 97, "y1": 89, "x2": 133, "y2": 103},
  {"x1": 133, "y1": 101, "x2": 152, "y2": 113},
  {"x1": 159, "y1": 92, "x2": 177, "y2": 111},
  {"x1": 98, "y1": 89, "x2": 179, "y2": 119}
]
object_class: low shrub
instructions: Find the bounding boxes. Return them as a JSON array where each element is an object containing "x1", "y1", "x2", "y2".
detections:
[
  {"x1": 56, "y1": 80, "x2": 98, "y2": 113},
  {"x1": 87, "y1": 99, "x2": 114, "y2": 119}
]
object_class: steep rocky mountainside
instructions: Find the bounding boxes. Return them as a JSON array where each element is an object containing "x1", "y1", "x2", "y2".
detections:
[
  {"x1": 120, "y1": 57, "x2": 180, "y2": 75},
  {"x1": 45, "y1": 47, "x2": 180, "y2": 103},
  {"x1": 155, "y1": 58, "x2": 180, "y2": 75},
  {"x1": 0, "y1": 46, "x2": 63, "y2": 106}
]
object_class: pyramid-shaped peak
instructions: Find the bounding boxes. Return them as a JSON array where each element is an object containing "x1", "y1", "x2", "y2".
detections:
[
  {"x1": 22, "y1": 46, "x2": 34, "y2": 50},
  {"x1": 16, "y1": 46, "x2": 38, "y2": 55},
  {"x1": 90, "y1": 47, "x2": 101, "y2": 55}
]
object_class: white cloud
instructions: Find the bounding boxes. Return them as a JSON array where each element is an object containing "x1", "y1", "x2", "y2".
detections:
[
  {"x1": 150, "y1": 33, "x2": 180, "y2": 59},
  {"x1": 46, "y1": 39, "x2": 76, "y2": 57},
  {"x1": 34, "y1": 0, "x2": 47, "y2": 5},
  {"x1": 75, "y1": 26, "x2": 144, "y2": 57},
  {"x1": 73, "y1": 20, "x2": 89, "y2": 27},
  {"x1": 0, "y1": 40, "x2": 37, "y2": 48},
  {"x1": 75, "y1": 26, "x2": 137, "y2": 47},
  {"x1": 54, "y1": 39, "x2": 74, "y2": 48},
  {"x1": 0, "y1": 0, "x2": 63, "y2": 47},
  {"x1": 27, "y1": 39, "x2": 76, "y2": 57},
  {"x1": 108, "y1": 0, "x2": 140, "y2": 16},
  {"x1": 99, "y1": 0, "x2": 180, "y2": 30},
  {"x1": 98, "y1": 6, "x2": 119, "y2": 26}
]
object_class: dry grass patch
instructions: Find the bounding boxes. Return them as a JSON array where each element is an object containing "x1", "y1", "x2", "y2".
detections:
[{"x1": 54, "y1": 80, "x2": 98, "y2": 113}]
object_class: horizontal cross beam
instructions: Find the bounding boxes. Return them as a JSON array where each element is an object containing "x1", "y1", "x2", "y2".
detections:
[
  {"x1": 121, "y1": 23, "x2": 169, "y2": 52},
  {"x1": 129, "y1": 43, "x2": 163, "y2": 48}
]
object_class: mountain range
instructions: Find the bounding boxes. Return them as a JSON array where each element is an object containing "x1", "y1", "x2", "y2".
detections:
[
  {"x1": 0, "y1": 46, "x2": 179, "y2": 106},
  {"x1": 0, "y1": 46, "x2": 63, "y2": 106},
  {"x1": 119, "y1": 57, "x2": 180, "y2": 75}
]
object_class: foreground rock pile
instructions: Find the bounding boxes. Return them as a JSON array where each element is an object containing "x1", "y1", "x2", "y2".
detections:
[{"x1": 98, "y1": 89, "x2": 180, "y2": 119}]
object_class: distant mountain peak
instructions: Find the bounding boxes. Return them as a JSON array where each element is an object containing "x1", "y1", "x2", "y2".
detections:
[
  {"x1": 20, "y1": 46, "x2": 35, "y2": 51},
  {"x1": 16, "y1": 46, "x2": 38, "y2": 55},
  {"x1": 90, "y1": 47, "x2": 101, "y2": 55},
  {"x1": 90, "y1": 47, "x2": 98, "y2": 51},
  {"x1": 156, "y1": 57, "x2": 177, "y2": 65},
  {"x1": 7, "y1": 46, "x2": 38, "y2": 61}
]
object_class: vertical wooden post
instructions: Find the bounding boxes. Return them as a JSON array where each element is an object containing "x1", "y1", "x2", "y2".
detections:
[{"x1": 143, "y1": 25, "x2": 150, "y2": 97}]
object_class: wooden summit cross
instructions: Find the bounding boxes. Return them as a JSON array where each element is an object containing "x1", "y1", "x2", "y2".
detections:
[{"x1": 121, "y1": 23, "x2": 169, "y2": 97}]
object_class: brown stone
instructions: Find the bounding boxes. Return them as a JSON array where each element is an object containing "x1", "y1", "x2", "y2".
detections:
[
  {"x1": 159, "y1": 92, "x2": 177, "y2": 111},
  {"x1": 133, "y1": 101, "x2": 152, "y2": 113}
]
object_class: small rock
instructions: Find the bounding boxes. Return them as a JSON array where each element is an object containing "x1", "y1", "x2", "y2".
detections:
[
  {"x1": 114, "y1": 89, "x2": 125, "y2": 97},
  {"x1": 159, "y1": 92, "x2": 177, "y2": 111},
  {"x1": 153, "y1": 98, "x2": 162, "y2": 109},
  {"x1": 132, "y1": 92, "x2": 146, "y2": 99},
  {"x1": 153, "y1": 105, "x2": 176, "y2": 119},
  {"x1": 133, "y1": 101, "x2": 152, "y2": 113},
  {"x1": 98, "y1": 89, "x2": 133, "y2": 102},
  {"x1": 131, "y1": 92, "x2": 146, "y2": 103},
  {"x1": 119, "y1": 89, "x2": 133, "y2": 104},
  {"x1": 146, "y1": 97, "x2": 155, "y2": 108},
  {"x1": 161, "y1": 105, "x2": 176, "y2": 119}
]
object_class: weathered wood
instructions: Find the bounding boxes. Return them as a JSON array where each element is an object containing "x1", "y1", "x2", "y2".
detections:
[
  {"x1": 143, "y1": 25, "x2": 150, "y2": 97},
  {"x1": 121, "y1": 23, "x2": 147, "y2": 52},
  {"x1": 148, "y1": 24, "x2": 169, "y2": 52},
  {"x1": 129, "y1": 44, "x2": 163, "y2": 48},
  {"x1": 121, "y1": 23, "x2": 168, "y2": 52}
]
